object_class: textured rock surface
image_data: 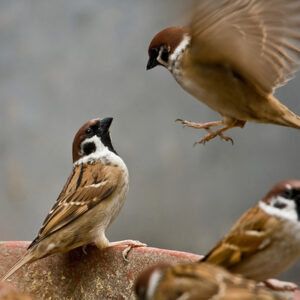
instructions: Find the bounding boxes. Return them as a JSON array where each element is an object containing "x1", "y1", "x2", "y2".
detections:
[
  {"x1": 0, "y1": 281, "x2": 33, "y2": 300},
  {"x1": 0, "y1": 241, "x2": 299, "y2": 300},
  {"x1": 0, "y1": 241, "x2": 200, "y2": 299}
]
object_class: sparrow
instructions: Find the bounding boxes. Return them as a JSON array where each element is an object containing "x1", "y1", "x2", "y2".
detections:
[
  {"x1": 201, "y1": 180, "x2": 300, "y2": 289},
  {"x1": 134, "y1": 262, "x2": 283, "y2": 300},
  {"x1": 147, "y1": 0, "x2": 300, "y2": 144},
  {"x1": 2, "y1": 118, "x2": 146, "y2": 281}
]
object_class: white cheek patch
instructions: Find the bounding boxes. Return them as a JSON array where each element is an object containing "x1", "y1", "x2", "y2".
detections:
[
  {"x1": 259, "y1": 196, "x2": 298, "y2": 222},
  {"x1": 75, "y1": 135, "x2": 108, "y2": 166},
  {"x1": 146, "y1": 270, "x2": 163, "y2": 300},
  {"x1": 168, "y1": 34, "x2": 191, "y2": 70},
  {"x1": 74, "y1": 135, "x2": 129, "y2": 177}
]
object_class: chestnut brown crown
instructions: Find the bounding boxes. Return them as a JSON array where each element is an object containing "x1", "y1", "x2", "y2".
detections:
[
  {"x1": 72, "y1": 117, "x2": 116, "y2": 163},
  {"x1": 147, "y1": 26, "x2": 189, "y2": 70},
  {"x1": 262, "y1": 180, "x2": 300, "y2": 204}
]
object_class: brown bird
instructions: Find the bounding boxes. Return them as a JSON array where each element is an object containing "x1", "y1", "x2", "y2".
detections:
[
  {"x1": 147, "y1": 0, "x2": 300, "y2": 144},
  {"x1": 135, "y1": 262, "x2": 284, "y2": 300},
  {"x1": 2, "y1": 118, "x2": 145, "y2": 281},
  {"x1": 201, "y1": 180, "x2": 300, "y2": 290}
]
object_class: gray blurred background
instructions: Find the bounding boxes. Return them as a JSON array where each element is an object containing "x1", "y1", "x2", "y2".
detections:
[{"x1": 0, "y1": 0, "x2": 300, "y2": 284}]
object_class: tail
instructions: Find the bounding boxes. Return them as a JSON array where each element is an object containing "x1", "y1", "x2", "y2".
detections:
[
  {"x1": 267, "y1": 96, "x2": 300, "y2": 129},
  {"x1": 1, "y1": 252, "x2": 33, "y2": 281}
]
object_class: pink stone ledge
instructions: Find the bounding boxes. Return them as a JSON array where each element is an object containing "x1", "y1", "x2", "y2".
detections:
[{"x1": 0, "y1": 241, "x2": 298, "y2": 299}]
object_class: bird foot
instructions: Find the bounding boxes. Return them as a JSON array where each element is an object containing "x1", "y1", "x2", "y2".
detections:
[
  {"x1": 262, "y1": 279, "x2": 298, "y2": 291},
  {"x1": 176, "y1": 119, "x2": 234, "y2": 145},
  {"x1": 108, "y1": 240, "x2": 147, "y2": 262},
  {"x1": 194, "y1": 129, "x2": 234, "y2": 145}
]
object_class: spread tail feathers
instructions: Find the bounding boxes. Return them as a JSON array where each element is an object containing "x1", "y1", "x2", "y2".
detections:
[{"x1": 1, "y1": 253, "x2": 33, "y2": 281}]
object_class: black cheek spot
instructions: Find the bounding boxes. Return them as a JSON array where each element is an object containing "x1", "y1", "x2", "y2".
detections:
[
  {"x1": 274, "y1": 202, "x2": 287, "y2": 209},
  {"x1": 161, "y1": 48, "x2": 169, "y2": 63},
  {"x1": 83, "y1": 142, "x2": 96, "y2": 155}
]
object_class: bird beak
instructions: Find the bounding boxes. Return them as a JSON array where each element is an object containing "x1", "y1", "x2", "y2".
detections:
[
  {"x1": 100, "y1": 117, "x2": 113, "y2": 132},
  {"x1": 146, "y1": 56, "x2": 159, "y2": 70}
]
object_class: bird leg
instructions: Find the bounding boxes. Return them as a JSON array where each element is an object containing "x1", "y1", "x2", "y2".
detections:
[
  {"x1": 177, "y1": 118, "x2": 245, "y2": 145},
  {"x1": 106, "y1": 240, "x2": 147, "y2": 262},
  {"x1": 176, "y1": 119, "x2": 223, "y2": 130},
  {"x1": 195, "y1": 125, "x2": 234, "y2": 145}
]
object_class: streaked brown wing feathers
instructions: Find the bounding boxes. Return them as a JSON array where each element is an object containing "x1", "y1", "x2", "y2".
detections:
[
  {"x1": 202, "y1": 206, "x2": 278, "y2": 268},
  {"x1": 160, "y1": 263, "x2": 279, "y2": 299},
  {"x1": 29, "y1": 162, "x2": 119, "y2": 248},
  {"x1": 159, "y1": 263, "x2": 220, "y2": 300},
  {"x1": 189, "y1": 0, "x2": 300, "y2": 95}
]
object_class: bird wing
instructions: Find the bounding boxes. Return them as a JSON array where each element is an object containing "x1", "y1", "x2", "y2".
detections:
[
  {"x1": 189, "y1": 0, "x2": 300, "y2": 95},
  {"x1": 161, "y1": 263, "x2": 278, "y2": 300},
  {"x1": 201, "y1": 206, "x2": 279, "y2": 268},
  {"x1": 159, "y1": 263, "x2": 220, "y2": 300},
  {"x1": 223, "y1": 289, "x2": 280, "y2": 300},
  {"x1": 28, "y1": 162, "x2": 119, "y2": 249}
]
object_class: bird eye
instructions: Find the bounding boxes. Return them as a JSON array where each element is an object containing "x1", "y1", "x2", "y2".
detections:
[
  {"x1": 282, "y1": 189, "x2": 300, "y2": 201},
  {"x1": 151, "y1": 48, "x2": 159, "y2": 56},
  {"x1": 282, "y1": 189, "x2": 294, "y2": 199},
  {"x1": 85, "y1": 127, "x2": 92, "y2": 134}
]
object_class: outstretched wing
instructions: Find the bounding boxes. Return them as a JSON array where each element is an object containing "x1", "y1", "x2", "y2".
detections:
[
  {"x1": 189, "y1": 0, "x2": 300, "y2": 95},
  {"x1": 28, "y1": 162, "x2": 119, "y2": 249}
]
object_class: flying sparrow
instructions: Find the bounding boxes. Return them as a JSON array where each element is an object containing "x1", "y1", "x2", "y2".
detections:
[
  {"x1": 135, "y1": 262, "x2": 283, "y2": 300},
  {"x1": 147, "y1": 0, "x2": 300, "y2": 144},
  {"x1": 2, "y1": 118, "x2": 146, "y2": 281},
  {"x1": 201, "y1": 180, "x2": 300, "y2": 289}
]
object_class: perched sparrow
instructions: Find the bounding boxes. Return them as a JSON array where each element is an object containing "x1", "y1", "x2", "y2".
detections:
[
  {"x1": 2, "y1": 118, "x2": 145, "y2": 281},
  {"x1": 201, "y1": 180, "x2": 300, "y2": 288},
  {"x1": 135, "y1": 262, "x2": 283, "y2": 300},
  {"x1": 147, "y1": 0, "x2": 300, "y2": 144}
]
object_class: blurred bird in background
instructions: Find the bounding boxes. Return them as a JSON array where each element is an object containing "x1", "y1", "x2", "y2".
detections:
[
  {"x1": 201, "y1": 180, "x2": 300, "y2": 291},
  {"x1": 135, "y1": 262, "x2": 285, "y2": 300},
  {"x1": 147, "y1": 0, "x2": 300, "y2": 144}
]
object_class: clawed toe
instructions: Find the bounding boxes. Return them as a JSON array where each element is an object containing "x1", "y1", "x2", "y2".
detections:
[
  {"x1": 175, "y1": 118, "x2": 184, "y2": 123},
  {"x1": 176, "y1": 118, "x2": 237, "y2": 144},
  {"x1": 175, "y1": 118, "x2": 187, "y2": 128},
  {"x1": 119, "y1": 240, "x2": 147, "y2": 262},
  {"x1": 194, "y1": 131, "x2": 234, "y2": 146},
  {"x1": 122, "y1": 246, "x2": 131, "y2": 262},
  {"x1": 219, "y1": 133, "x2": 234, "y2": 145},
  {"x1": 175, "y1": 119, "x2": 196, "y2": 128}
]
